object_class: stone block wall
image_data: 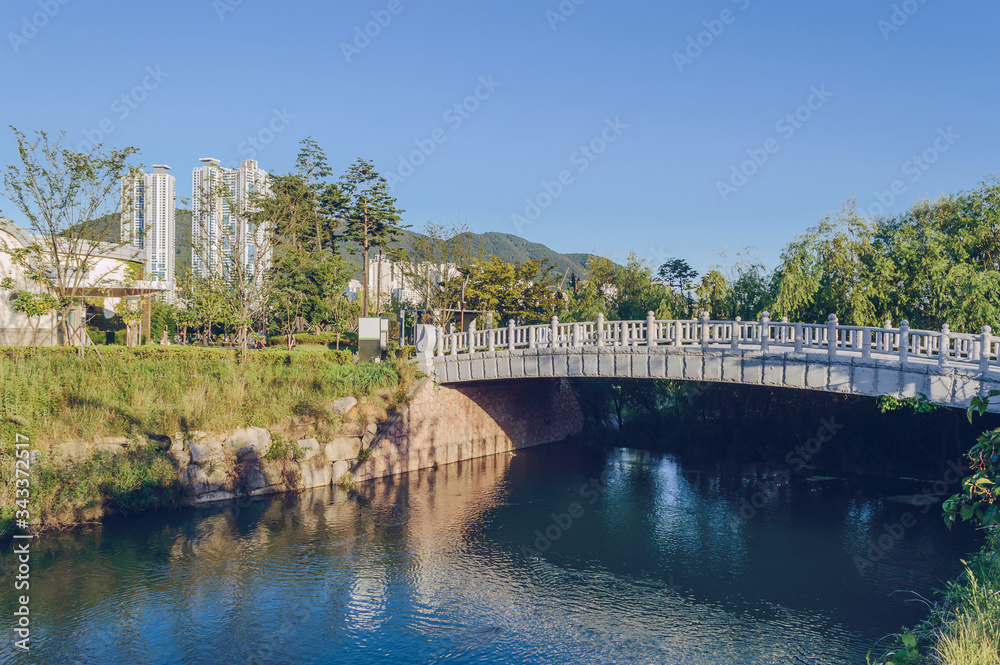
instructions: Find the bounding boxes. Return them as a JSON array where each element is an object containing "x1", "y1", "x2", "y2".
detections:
[{"x1": 352, "y1": 377, "x2": 585, "y2": 482}]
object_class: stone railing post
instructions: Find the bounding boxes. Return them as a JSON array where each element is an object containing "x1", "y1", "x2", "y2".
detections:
[
  {"x1": 794, "y1": 322, "x2": 803, "y2": 354},
  {"x1": 731, "y1": 317, "x2": 742, "y2": 350},
  {"x1": 415, "y1": 324, "x2": 438, "y2": 375},
  {"x1": 468, "y1": 319, "x2": 477, "y2": 353},
  {"x1": 528, "y1": 325, "x2": 536, "y2": 350},
  {"x1": 700, "y1": 311, "x2": 710, "y2": 351},
  {"x1": 861, "y1": 328, "x2": 871, "y2": 360},
  {"x1": 674, "y1": 320, "x2": 682, "y2": 348},
  {"x1": 828, "y1": 314, "x2": 838, "y2": 359},
  {"x1": 898, "y1": 320, "x2": 910, "y2": 364},
  {"x1": 435, "y1": 326, "x2": 444, "y2": 357},
  {"x1": 488, "y1": 324, "x2": 495, "y2": 352},
  {"x1": 981, "y1": 325, "x2": 993, "y2": 373},
  {"x1": 551, "y1": 315, "x2": 559, "y2": 349},
  {"x1": 939, "y1": 324, "x2": 950, "y2": 367},
  {"x1": 647, "y1": 311, "x2": 656, "y2": 347},
  {"x1": 450, "y1": 325, "x2": 458, "y2": 356},
  {"x1": 882, "y1": 319, "x2": 892, "y2": 353},
  {"x1": 760, "y1": 311, "x2": 771, "y2": 353},
  {"x1": 508, "y1": 319, "x2": 516, "y2": 351},
  {"x1": 596, "y1": 313, "x2": 605, "y2": 348},
  {"x1": 781, "y1": 317, "x2": 789, "y2": 345}
]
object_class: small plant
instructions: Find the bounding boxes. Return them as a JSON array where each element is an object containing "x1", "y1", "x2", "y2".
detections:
[
  {"x1": 877, "y1": 393, "x2": 942, "y2": 414},
  {"x1": 263, "y1": 436, "x2": 301, "y2": 461},
  {"x1": 357, "y1": 447, "x2": 372, "y2": 462},
  {"x1": 867, "y1": 633, "x2": 920, "y2": 664},
  {"x1": 943, "y1": 390, "x2": 1000, "y2": 530},
  {"x1": 338, "y1": 472, "x2": 354, "y2": 490}
]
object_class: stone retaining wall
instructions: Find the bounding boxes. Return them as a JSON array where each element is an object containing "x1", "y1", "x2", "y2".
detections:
[
  {"x1": 49, "y1": 376, "x2": 585, "y2": 505},
  {"x1": 352, "y1": 377, "x2": 585, "y2": 482}
]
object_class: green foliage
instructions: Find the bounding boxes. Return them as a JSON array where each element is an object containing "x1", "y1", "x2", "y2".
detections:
[
  {"x1": 657, "y1": 257, "x2": 698, "y2": 296},
  {"x1": 694, "y1": 246, "x2": 773, "y2": 320},
  {"x1": 563, "y1": 253, "x2": 682, "y2": 322},
  {"x1": 868, "y1": 632, "x2": 921, "y2": 665},
  {"x1": 457, "y1": 255, "x2": 561, "y2": 324},
  {"x1": 329, "y1": 362, "x2": 399, "y2": 395},
  {"x1": 0, "y1": 348, "x2": 413, "y2": 534},
  {"x1": 943, "y1": 391, "x2": 1000, "y2": 530},
  {"x1": 265, "y1": 332, "x2": 357, "y2": 349},
  {"x1": 871, "y1": 549, "x2": 1000, "y2": 665},
  {"x1": 263, "y1": 435, "x2": 302, "y2": 462},
  {"x1": 27, "y1": 442, "x2": 176, "y2": 530},
  {"x1": 334, "y1": 228, "x2": 597, "y2": 284},
  {"x1": 337, "y1": 157, "x2": 407, "y2": 315},
  {"x1": 2, "y1": 128, "x2": 140, "y2": 350},
  {"x1": 0, "y1": 346, "x2": 379, "y2": 443},
  {"x1": 271, "y1": 249, "x2": 352, "y2": 339},
  {"x1": 877, "y1": 394, "x2": 943, "y2": 414},
  {"x1": 769, "y1": 181, "x2": 1000, "y2": 332},
  {"x1": 395, "y1": 221, "x2": 483, "y2": 322}
]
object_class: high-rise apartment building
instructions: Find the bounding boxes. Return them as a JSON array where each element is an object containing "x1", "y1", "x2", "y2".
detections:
[
  {"x1": 121, "y1": 164, "x2": 175, "y2": 298},
  {"x1": 191, "y1": 158, "x2": 271, "y2": 280}
]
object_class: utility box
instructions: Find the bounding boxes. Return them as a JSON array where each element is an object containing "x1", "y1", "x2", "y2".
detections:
[{"x1": 358, "y1": 317, "x2": 389, "y2": 363}]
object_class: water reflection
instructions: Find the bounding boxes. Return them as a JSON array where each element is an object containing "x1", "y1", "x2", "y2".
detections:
[{"x1": 0, "y1": 443, "x2": 981, "y2": 665}]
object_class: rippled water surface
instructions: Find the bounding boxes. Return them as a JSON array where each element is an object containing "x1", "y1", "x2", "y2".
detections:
[{"x1": 0, "y1": 442, "x2": 982, "y2": 664}]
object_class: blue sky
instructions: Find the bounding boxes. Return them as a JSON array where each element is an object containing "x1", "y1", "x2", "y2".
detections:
[{"x1": 1, "y1": 0, "x2": 997, "y2": 274}]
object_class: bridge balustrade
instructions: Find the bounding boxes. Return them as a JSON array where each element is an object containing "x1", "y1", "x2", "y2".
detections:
[{"x1": 430, "y1": 312, "x2": 998, "y2": 374}]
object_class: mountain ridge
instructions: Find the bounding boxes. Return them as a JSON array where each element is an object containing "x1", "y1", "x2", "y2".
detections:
[{"x1": 84, "y1": 210, "x2": 601, "y2": 282}]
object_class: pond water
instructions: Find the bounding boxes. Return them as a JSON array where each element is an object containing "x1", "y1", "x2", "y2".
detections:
[{"x1": 0, "y1": 440, "x2": 981, "y2": 664}]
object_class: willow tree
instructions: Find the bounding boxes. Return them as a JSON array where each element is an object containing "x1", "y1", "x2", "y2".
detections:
[
  {"x1": 869, "y1": 180, "x2": 1000, "y2": 332},
  {"x1": 770, "y1": 200, "x2": 876, "y2": 326}
]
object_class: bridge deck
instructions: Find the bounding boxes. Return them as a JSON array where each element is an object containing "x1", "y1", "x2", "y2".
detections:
[{"x1": 415, "y1": 314, "x2": 1000, "y2": 412}]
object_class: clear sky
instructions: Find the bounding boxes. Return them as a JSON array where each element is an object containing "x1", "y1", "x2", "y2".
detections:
[{"x1": 1, "y1": 0, "x2": 997, "y2": 274}]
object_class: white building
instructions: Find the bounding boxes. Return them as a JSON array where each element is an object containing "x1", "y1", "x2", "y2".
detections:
[
  {"x1": 121, "y1": 164, "x2": 175, "y2": 299},
  {"x1": 345, "y1": 260, "x2": 459, "y2": 306},
  {"x1": 191, "y1": 158, "x2": 271, "y2": 280},
  {"x1": 0, "y1": 218, "x2": 170, "y2": 346}
]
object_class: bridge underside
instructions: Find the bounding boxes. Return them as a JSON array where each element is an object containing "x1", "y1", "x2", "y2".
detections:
[{"x1": 432, "y1": 347, "x2": 1000, "y2": 413}]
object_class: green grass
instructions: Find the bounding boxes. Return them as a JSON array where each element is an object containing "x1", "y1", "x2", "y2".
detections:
[
  {"x1": 0, "y1": 346, "x2": 417, "y2": 535},
  {"x1": 872, "y1": 541, "x2": 1000, "y2": 664},
  {"x1": 0, "y1": 346, "x2": 365, "y2": 444},
  {"x1": 932, "y1": 549, "x2": 1000, "y2": 665}
]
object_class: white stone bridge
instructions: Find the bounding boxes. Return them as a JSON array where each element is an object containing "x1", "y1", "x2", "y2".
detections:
[{"x1": 414, "y1": 313, "x2": 1000, "y2": 412}]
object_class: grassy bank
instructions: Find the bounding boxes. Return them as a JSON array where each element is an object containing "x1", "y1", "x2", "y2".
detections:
[
  {"x1": 872, "y1": 537, "x2": 1000, "y2": 665},
  {"x1": 0, "y1": 346, "x2": 418, "y2": 535}
]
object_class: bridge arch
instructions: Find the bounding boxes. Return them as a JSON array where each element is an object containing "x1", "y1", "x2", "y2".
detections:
[{"x1": 415, "y1": 313, "x2": 1000, "y2": 412}]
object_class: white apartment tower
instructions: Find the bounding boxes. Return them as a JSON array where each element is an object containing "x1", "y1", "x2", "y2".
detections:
[
  {"x1": 191, "y1": 158, "x2": 271, "y2": 280},
  {"x1": 121, "y1": 164, "x2": 175, "y2": 297}
]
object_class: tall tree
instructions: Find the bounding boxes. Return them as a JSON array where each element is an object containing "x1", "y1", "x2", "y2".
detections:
[
  {"x1": 613, "y1": 253, "x2": 678, "y2": 320},
  {"x1": 657, "y1": 257, "x2": 699, "y2": 298},
  {"x1": 294, "y1": 138, "x2": 343, "y2": 253},
  {"x1": 771, "y1": 201, "x2": 877, "y2": 325},
  {"x1": 337, "y1": 158, "x2": 406, "y2": 316},
  {"x1": 1, "y1": 127, "x2": 140, "y2": 351}
]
